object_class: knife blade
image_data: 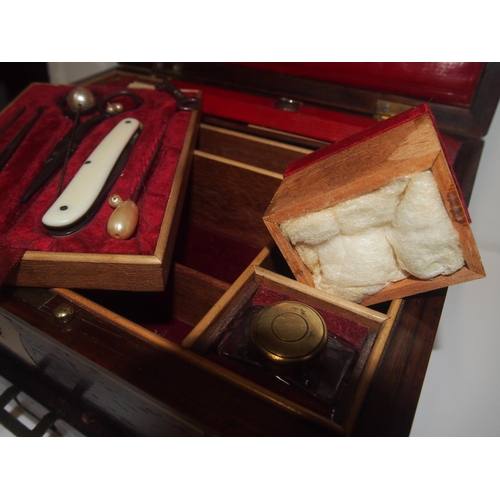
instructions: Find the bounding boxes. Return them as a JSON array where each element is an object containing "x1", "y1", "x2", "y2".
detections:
[{"x1": 42, "y1": 117, "x2": 142, "y2": 236}]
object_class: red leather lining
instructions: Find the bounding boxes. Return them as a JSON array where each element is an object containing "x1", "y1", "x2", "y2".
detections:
[
  {"x1": 173, "y1": 80, "x2": 376, "y2": 143},
  {"x1": 233, "y1": 63, "x2": 485, "y2": 107}
]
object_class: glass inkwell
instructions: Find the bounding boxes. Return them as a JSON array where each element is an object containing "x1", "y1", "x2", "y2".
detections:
[{"x1": 217, "y1": 300, "x2": 358, "y2": 416}]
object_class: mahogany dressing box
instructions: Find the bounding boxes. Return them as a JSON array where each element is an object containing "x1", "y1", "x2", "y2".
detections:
[{"x1": 0, "y1": 63, "x2": 498, "y2": 436}]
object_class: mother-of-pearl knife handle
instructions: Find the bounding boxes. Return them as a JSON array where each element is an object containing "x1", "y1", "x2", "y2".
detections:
[{"x1": 42, "y1": 118, "x2": 141, "y2": 234}]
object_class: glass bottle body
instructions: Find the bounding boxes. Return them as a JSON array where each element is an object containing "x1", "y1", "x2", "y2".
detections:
[{"x1": 217, "y1": 305, "x2": 358, "y2": 410}]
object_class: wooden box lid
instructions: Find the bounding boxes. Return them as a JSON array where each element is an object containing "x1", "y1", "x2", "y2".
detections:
[
  {"x1": 123, "y1": 62, "x2": 500, "y2": 138},
  {"x1": 263, "y1": 104, "x2": 485, "y2": 306}
]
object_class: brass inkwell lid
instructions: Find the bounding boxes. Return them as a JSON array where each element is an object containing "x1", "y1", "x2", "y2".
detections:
[{"x1": 250, "y1": 301, "x2": 328, "y2": 367}]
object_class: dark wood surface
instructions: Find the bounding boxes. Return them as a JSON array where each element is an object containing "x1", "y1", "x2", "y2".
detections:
[
  {"x1": 0, "y1": 66, "x2": 489, "y2": 436},
  {"x1": 353, "y1": 289, "x2": 447, "y2": 436},
  {"x1": 0, "y1": 288, "x2": 342, "y2": 436},
  {"x1": 0, "y1": 344, "x2": 131, "y2": 437}
]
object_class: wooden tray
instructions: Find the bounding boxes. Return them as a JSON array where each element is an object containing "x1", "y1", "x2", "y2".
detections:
[{"x1": 0, "y1": 83, "x2": 201, "y2": 291}]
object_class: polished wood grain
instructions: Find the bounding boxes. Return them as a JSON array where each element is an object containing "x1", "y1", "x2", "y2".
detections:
[
  {"x1": 0, "y1": 287, "x2": 343, "y2": 436},
  {"x1": 190, "y1": 152, "x2": 281, "y2": 248},
  {"x1": 0, "y1": 345, "x2": 131, "y2": 437},
  {"x1": 352, "y1": 289, "x2": 447, "y2": 436},
  {"x1": 198, "y1": 124, "x2": 311, "y2": 174}
]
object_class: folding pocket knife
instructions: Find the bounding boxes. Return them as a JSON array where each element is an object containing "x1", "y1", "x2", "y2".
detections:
[{"x1": 42, "y1": 117, "x2": 142, "y2": 236}]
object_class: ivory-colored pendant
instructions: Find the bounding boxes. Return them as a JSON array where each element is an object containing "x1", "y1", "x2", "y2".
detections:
[{"x1": 107, "y1": 199, "x2": 139, "y2": 239}]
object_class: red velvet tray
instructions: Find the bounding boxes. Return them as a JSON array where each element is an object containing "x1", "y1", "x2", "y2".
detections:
[{"x1": 0, "y1": 83, "x2": 200, "y2": 291}]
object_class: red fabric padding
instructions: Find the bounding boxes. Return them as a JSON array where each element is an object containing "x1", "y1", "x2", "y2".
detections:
[
  {"x1": 0, "y1": 84, "x2": 192, "y2": 284},
  {"x1": 175, "y1": 225, "x2": 261, "y2": 284}
]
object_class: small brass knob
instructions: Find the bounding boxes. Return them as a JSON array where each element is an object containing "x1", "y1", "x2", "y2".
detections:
[{"x1": 53, "y1": 303, "x2": 75, "y2": 324}]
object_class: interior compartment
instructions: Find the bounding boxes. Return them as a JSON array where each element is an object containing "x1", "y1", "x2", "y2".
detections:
[
  {"x1": 182, "y1": 266, "x2": 395, "y2": 426},
  {"x1": 197, "y1": 123, "x2": 313, "y2": 174},
  {"x1": 4, "y1": 66, "x2": 488, "y2": 437},
  {"x1": 62, "y1": 104, "x2": 480, "y2": 434},
  {"x1": 76, "y1": 120, "x2": 398, "y2": 352},
  {"x1": 76, "y1": 122, "x2": 294, "y2": 345}
]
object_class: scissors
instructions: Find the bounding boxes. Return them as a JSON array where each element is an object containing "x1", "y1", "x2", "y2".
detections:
[
  {"x1": 20, "y1": 89, "x2": 142, "y2": 204},
  {"x1": 156, "y1": 79, "x2": 202, "y2": 111}
]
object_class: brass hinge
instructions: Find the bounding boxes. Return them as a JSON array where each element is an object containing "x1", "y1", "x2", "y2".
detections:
[
  {"x1": 12, "y1": 287, "x2": 55, "y2": 309},
  {"x1": 374, "y1": 100, "x2": 413, "y2": 120}
]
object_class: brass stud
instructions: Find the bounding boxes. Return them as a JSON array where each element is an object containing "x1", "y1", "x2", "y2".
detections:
[{"x1": 53, "y1": 303, "x2": 75, "y2": 324}]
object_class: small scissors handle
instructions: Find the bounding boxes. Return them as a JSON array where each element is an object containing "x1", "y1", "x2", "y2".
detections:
[{"x1": 157, "y1": 80, "x2": 202, "y2": 111}]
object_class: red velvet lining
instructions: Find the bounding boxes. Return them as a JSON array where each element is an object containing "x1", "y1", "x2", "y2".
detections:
[
  {"x1": 170, "y1": 80, "x2": 375, "y2": 143},
  {"x1": 0, "y1": 83, "x2": 193, "y2": 284}
]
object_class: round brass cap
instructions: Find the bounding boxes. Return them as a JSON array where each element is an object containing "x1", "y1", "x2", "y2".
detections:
[{"x1": 250, "y1": 301, "x2": 327, "y2": 366}]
